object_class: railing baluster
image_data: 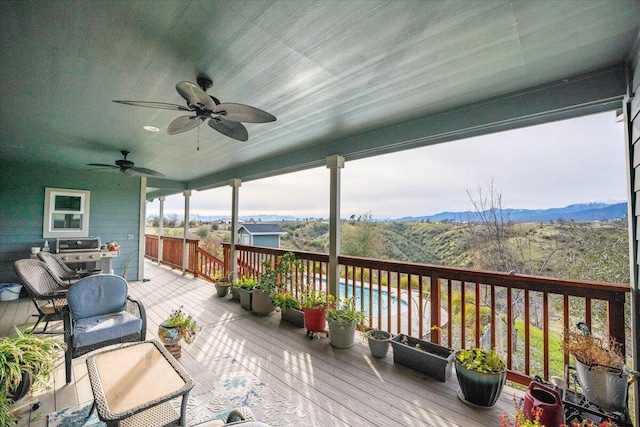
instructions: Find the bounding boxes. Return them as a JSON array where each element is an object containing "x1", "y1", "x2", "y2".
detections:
[
  {"x1": 447, "y1": 280, "x2": 453, "y2": 349},
  {"x1": 475, "y1": 282, "x2": 481, "y2": 348},
  {"x1": 543, "y1": 291, "x2": 549, "y2": 380},
  {"x1": 460, "y1": 280, "x2": 466, "y2": 348},
  {"x1": 430, "y1": 276, "x2": 441, "y2": 344},
  {"x1": 507, "y1": 287, "x2": 513, "y2": 370},
  {"x1": 490, "y1": 284, "x2": 496, "y2": 349},
  {"x1": 418, "y1": 275, "x2": 424, "y2": 340},
  {"x1": 524, "y1": 289, "x2": 530, "y2": 376}
]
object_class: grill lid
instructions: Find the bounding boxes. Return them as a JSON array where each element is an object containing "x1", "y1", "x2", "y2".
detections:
[{"x1": 56, "y1": 238, "x2": 101, "y2": 252}]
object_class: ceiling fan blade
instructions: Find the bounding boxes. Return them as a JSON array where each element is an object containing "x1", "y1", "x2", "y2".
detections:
[
  {"x1": 87, "y1": 163, "x2": 119, "y2": 169},
  {"x1": 130, "y1": 166, "x2": 165, "y2": 177},
  {"x1": 167, "y1": 115, "x2": 205, "y2": 135},
  {"x1": 208, "y1": 117, "x2": 249, "y2": 141},
  {"x1": 176, "y1": 81, "x2": 217, "y2": 111},
  {"x1": 213, "y1": 103, "x2": 276, "y2": 123},
  {"x1": 112, "y1": 100, "x2": 191, "y2": 111}
]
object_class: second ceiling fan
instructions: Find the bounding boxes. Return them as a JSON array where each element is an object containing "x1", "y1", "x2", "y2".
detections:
[{"x1": 113, "y1": 75, "x2": 276, "y2": 141}]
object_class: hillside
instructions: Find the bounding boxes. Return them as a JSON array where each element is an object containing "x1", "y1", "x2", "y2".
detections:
[{"x1": 278, "y1": 219, "x2": 629, "y2": 283}]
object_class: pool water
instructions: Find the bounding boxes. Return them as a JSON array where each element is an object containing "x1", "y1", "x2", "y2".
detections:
[{"x1": 339, "y1": 282, "x2": 407, "y2": 316}]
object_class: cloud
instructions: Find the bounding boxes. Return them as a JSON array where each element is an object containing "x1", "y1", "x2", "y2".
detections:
[{"x1": 147, "y1": 111, "x2": 626, "y2": 219}]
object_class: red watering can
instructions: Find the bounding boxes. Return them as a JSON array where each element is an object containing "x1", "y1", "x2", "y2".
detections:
[{"x1": 523, "y1": 381, "x2": 564, "y2": 427}]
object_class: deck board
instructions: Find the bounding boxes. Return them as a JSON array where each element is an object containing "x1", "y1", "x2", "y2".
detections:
[{"x1": 4, "y1": 260, "x2": 523, "y2": 427}]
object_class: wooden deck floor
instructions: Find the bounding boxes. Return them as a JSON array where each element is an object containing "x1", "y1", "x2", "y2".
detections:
[{"x1": 2, "y1": 260, "x2": 523, "y2": 427}]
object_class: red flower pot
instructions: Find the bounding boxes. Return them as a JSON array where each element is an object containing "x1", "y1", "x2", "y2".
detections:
[{"x1": 302, "y1": 308, "x2": 327, "y2": 332}]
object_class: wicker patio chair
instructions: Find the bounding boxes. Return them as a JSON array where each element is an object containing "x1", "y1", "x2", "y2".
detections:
[
  {"x1": 13, "y1": 259, "x2": 68, "y2": 333},
  {"x1": 63, "y1": 274, "x2": 146, "y2": 384},
  {"x1": 37, "y1": 251, "x2": 81, "y2": 284}
]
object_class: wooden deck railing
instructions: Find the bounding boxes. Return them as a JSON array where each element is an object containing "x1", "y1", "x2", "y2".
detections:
[
  {"x1": 194, "y1": 247, "x2": 226, "y2": 283},
  {"x1": 222, "y1": 244, "x2": 631, "y2": 386},
  {"x1": 144, "y1": 235, "x2": 199, "y2": 273}
]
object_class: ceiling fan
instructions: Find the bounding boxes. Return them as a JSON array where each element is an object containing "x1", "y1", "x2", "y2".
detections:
[
  {"x1": 88, "y1": 150, "x2": 165, "y2": 177},
  {"x1": 113, "y1": 75, "x2": 276, "y2": 141}
]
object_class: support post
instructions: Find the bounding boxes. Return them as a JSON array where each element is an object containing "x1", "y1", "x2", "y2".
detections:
[
  {"x1": 230, "y1": 179, "x2": 241, "y2": 281},
  {"x1": 182, "y1": 190, "x2": 191, "y2": 275},
  {"x1": 327, "y1": 155, "x2": 344, "y2": 299},
  {"x1": 138, "y1": 177, "x2": 147, "y2": 281},
  {"x1": 158, "y1": 196, "x2": 165, "y2": 265}
]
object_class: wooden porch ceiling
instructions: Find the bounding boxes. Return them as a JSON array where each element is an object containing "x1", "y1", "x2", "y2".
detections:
[
  {"x1": 1, "y1": 260, "x2": 523, "y2": 426},
  {"x1": 1, "y1": 1, "x2": 638, "y2": 198}
]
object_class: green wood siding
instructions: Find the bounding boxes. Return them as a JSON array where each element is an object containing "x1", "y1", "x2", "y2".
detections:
[
  {"x1": 252, "y1": 234, "x2": 280, "y2": 248},
  {"x1": 0, "y1": 163, "x2": 142, "y2": 282}
]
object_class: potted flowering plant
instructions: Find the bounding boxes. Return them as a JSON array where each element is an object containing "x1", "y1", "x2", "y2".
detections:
[{"x1": 158, "y1": 306, "x2": 199, "y2": 345}]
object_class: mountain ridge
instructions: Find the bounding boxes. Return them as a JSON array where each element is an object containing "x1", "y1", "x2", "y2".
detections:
[
  {"x1": 186, "y1": 202, "x2": 628, "y2": 223},
  {"x1": 394, "y1": 202, "x2": 627, "y2": 222}
]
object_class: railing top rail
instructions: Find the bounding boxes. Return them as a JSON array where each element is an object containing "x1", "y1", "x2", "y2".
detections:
[
  {"x1": 145, "y1": 234, "x2": 200, "y2": 244},
  {"x1": 224, "y1": 244, "x2": 629, "y2": 299},
  {"x1": 224, "y1": 244, "x2": 330, "y2": 262},
  {"x1": 337, "y1": 254, "x2": 630, "y2": 297}
]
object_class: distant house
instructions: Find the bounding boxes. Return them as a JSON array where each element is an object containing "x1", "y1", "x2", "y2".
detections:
[{"x1": 238, "y1": 223, "x2": 286, "y2": 248}]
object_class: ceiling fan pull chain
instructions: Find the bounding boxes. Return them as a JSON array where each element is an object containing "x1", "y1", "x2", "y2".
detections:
[{"x1": 197, "y1": 124, "x2": 200, "y2": 151}]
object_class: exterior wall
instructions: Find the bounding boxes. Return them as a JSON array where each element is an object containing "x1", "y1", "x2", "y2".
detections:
[
  {"x1": 252, "y1": 234, "x2": 280, "y2": 248},
  {"x1": 625, "y1": 46, "x2": 640, "y2": 422},
  {"x1": 238, "y1": 229, "x2": 250, "y2": 245},
  {"x1": 0, "y1": 162, "x2": 142, "y2": 282}
]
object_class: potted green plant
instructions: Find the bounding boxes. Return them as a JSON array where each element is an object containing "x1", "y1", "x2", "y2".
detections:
[
  {"x1": 213, "y1": 272, "x2": 232, "y2": 297},
  {"x1": 390, "y1": 333, "x2": 455, "y2": 381},
  {"x1": 301, "y1": 288, "x2": 332, "y2": 338},
  {"x1": 564, "y1": 322, "x2": 629, "y2": 412},
  {"x1": 158, "y1": 306, "x2": 200, "y2": 345},
  {"x1": 1, "y1": 328, "x2": 65, "y2": 426},
  {"x1": 252, "y1": 259, "x2": 279, "y2": 315},
  {"x1": 327, "y1": 297, "x2": 364, "y2": 348},
  {"x1": 454, "y1": 347, "x2": 507, "y2": 407},
  {"x1": 273, "y1": 292, "x2": 304, "y2": 327},
  {"x1": 365, "y1": 329, "x2": 392, "y2": 358},
  {"x1": 235, "y1": 276, "x2": 257, "y2": 310}
]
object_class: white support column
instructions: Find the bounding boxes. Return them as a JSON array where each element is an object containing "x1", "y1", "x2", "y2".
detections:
[
  {"x1": 327, "y1": 155, "x2": 344, "y2": 299},
  {"x1": 230, "y1": 179, "x2": 242, "y2": 281},
  {"x1": 182, "y1": 190, "x2": 191, "y2": 275},
  {"x1": 138, "y1": 177, "x2": 147, "y2": 281},
  {"x1": 158, "y1": 196, "x2": 165, "y2": 266}
]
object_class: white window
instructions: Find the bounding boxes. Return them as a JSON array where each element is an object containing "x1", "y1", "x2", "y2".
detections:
[{"x1": 43, "y1": 188, "x2": 90, "y2": 238}]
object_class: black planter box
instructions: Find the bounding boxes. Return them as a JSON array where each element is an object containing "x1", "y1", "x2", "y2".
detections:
[
  {"x1": 281, "y1": 307, "x2": 305, "y2": 328},
  {"x1": 238, "y1": 288, "x2": 253, "y2": 310},
  {"x1": 390, "y1": 334, "x2": 454, "y2": 382}
]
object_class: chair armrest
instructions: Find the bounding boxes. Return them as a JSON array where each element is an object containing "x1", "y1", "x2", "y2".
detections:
[
  {"x1": 125, "y1": 297, "x2": 147, "y2": 340},
  {"x1": 62, "y1": 305, "x2": 75, "y2": 341}
]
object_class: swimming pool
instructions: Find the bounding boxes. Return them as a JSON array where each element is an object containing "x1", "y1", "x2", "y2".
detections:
[{"x1": 339, "y1": 282, "x2": 407, "y2": 316}]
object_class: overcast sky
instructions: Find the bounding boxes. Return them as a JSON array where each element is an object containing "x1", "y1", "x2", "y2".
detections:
[{"x1": 147, "y1": 111, "x2": 627, "y2": 220}]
